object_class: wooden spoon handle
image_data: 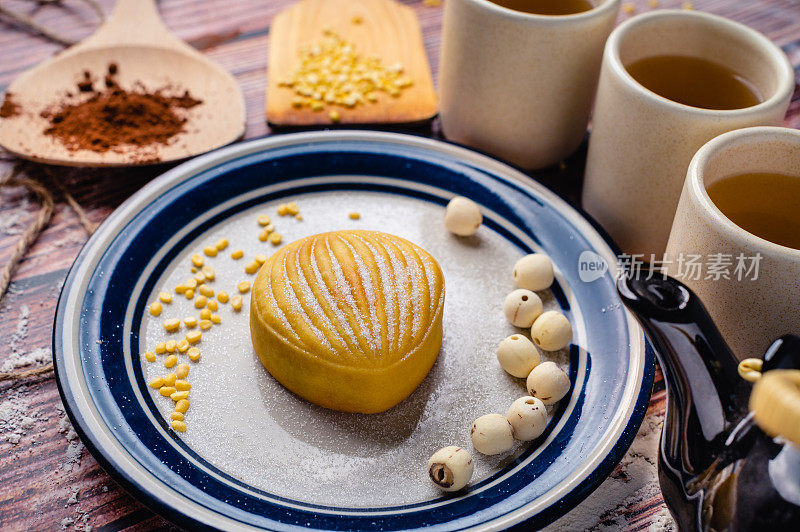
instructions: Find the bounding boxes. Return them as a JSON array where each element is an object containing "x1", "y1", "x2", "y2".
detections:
[{"x1": 75, "y1": 0, "x2": 187, "y2": 51}]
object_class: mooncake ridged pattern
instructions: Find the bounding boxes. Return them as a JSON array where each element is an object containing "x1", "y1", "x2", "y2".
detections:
[{"x1": 250, "y1": 230, "x2": 445, "y2": 413}]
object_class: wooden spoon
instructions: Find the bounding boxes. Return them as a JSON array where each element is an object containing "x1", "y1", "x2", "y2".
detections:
[{"x1": 0, "y1": 0, "x2": 245, "y2": 167}]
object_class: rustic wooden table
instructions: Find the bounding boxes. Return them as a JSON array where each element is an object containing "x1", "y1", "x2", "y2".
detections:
[{"x1": 0, "y1": 0, "x2": 798, "y2": 530}]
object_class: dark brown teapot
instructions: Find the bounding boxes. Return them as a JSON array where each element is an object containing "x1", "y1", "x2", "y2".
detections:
[{"x1": 617, "y1": 273, "x2": 800, "y2": 531}]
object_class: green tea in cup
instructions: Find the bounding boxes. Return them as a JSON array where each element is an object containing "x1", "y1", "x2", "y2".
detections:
[
  {"x1": 490, "y1": 0, "x2": 594, "y2": 16},
  {"x1": 706, "y1": 172, "x2": 800, "y2": 250},
  {"x1": 625, "y1": 55, "x2": 761, "y2": 110}
]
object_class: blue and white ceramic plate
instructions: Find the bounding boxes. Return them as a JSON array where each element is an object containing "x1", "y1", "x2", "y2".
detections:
[{"x1": 54, "y1": 131, "x2": 653, "y2": 531}]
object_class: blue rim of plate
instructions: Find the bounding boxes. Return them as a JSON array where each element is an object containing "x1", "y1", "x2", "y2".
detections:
[{"x1": 53, "y1": 131, "x2": 654, "y2": 531}]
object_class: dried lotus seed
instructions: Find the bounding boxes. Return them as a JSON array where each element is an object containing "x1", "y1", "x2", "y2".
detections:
[
  {"x1": 506, "y1": 396, "x2": 547, "y2": 441},
  {"x1": 470, "y1": 414, "x2": 514, "y2": 455},
  {"x1": 496, "y1": 335, "x2": 541, "y2": 378},
  {"x1": 503, "y1": 289, "x2": 543, "y2": 328},
  {"x1": 427, "y1": 446, "x2": 474, "y2": 492},
  {"x1": 531, "y1": 310, "x2": 572, "y2": 351},
  {"x1": 444, "y1": 196, "x2": 482, "y2": 236},
  {"x1": 526, "y1": 361, "x2": 570, "y2": 405},
  {"x1": 513, "y1": 254, "x2": 554, "y2": 292}
]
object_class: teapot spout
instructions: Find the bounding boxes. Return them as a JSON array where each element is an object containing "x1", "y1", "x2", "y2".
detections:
[
  {"x1": 618, "y1": 274, "x2": 752, "y2": 529},
  {"x1": 618, "y1": 274, "x2": 752, "y2": 427}
]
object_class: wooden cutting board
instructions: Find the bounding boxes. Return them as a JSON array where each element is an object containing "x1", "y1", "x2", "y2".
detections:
[{"x1": 266, "y1": 0, "x2": 437, "y2": 126}]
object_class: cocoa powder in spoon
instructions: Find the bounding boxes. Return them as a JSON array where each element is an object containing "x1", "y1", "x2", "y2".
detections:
[
  {"x1": 40, "y1": 64, "x2": 202, "y2": 160},
  {"x1": 0, "y1": 92, "x2": 21, "y2": 118}
]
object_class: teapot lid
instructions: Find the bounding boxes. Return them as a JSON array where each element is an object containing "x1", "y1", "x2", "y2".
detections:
[{"x1": 750, "y1": 369, "x2": 800, "y2": 446}]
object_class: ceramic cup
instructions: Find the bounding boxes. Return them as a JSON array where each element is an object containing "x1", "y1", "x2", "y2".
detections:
[
  {"x1": 438, "y1": 0, "x2": 620, "y2": 169},
  {"x1": 582, "y1": 10, "x2": 794, "y2": 256},
  {"x1": 665, "y1": 127, "x2": 800, "y2": 361}
]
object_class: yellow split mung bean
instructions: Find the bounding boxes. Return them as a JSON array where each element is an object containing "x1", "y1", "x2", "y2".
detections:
[
  {"x1": 170, "y1": 390, "x2": 189, "y2": 401},
  {"x1": 176, "y1": 363, "x2": 190, "y2": 379},
  {"x1": 175, "y1": 399, "x2": 190, "y2": 413}
]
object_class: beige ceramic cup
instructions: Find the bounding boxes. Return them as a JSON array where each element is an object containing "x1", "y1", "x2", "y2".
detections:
[
  {"x1": 665, "y1": 127, "x2": 800, "y2": 361},
  {"x1": 582, "y1": 10, "x2": 794, "y2": 256},
  {"x1": 438, "y1": 0, "x2": 620, "y2": 169}
]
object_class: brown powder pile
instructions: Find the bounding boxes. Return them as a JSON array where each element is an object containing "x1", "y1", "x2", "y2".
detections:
[
  {"x1": 40, "y1": 64, "x2": 202, "y2": 157},
  {"x1": 0, "y1": 92, "x2": 21, "y2": 118}
]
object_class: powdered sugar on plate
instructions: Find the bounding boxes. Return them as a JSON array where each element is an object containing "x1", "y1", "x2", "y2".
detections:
[{"x1": 140, "y1": 190, "x2": 572, "y2": 508}]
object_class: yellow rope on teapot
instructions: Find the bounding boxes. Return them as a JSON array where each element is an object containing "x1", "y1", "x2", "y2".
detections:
[{"x1": 750, "y1": 369, "x2": 800, "y2": 447}]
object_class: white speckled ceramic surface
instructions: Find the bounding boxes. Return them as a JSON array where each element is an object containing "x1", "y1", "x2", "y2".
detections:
[
  {"x1": 666, "y1": 126, "x2": 800, "y2": 360},
  {"x1": 439, "y1": 0, "x2": 620, "y2": 169},
  {"x1": 582, "y1": 10, "x2": 794, "y2": 256}
]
